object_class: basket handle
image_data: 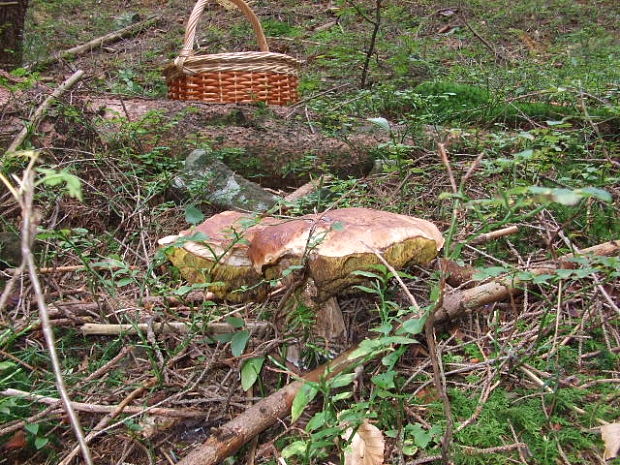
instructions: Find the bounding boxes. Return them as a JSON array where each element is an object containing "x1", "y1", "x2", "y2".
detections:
[{"x1": 177, "y1": 0, "x2": 269, "y2": 65}]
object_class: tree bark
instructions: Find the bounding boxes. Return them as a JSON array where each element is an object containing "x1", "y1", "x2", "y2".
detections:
[{"x1": 0, "y1": 0, "x2": 29, "y2": 70}]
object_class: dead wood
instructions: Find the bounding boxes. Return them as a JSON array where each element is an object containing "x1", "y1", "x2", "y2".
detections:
[
  {"x1": 6, "y1": 70, "x2": 84, "y2": 153},
  {"x1": 1, "y1": 388, "x2": 208, "y2": 418},
  {"x1": 29, "y1": 16, "x2": 160, "y2": 70},
  {"x1": 175, "y1": 239, "x2": 619, "y2": 465},
  {"x1": 469, "y1": 225, "x2": 519, "y2": 244},
  {"x1": 80, "y1": 321, "x2": 272, "y2": 337},
  {"x1": 87, "y1": 97, "x2": 380, "y2": 188},
  {"x1": 436, "y1": 239, "x2": 620, "y2": 323}
]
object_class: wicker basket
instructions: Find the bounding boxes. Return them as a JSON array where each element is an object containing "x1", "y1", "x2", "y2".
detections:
[{"x1": 164, "y1": 0, "x2": 303, "y2": 105}]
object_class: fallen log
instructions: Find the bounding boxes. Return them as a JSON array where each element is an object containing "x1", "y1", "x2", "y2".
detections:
[
  {"x1": 175, "y1": 239, "x2": 620, "y2": 465},
  {"x1": 28, "y1": 16, "x2": 160, "y2": 70},
  {"x1": 437, "y1": 239, "x2": 620, "y2": 322}
]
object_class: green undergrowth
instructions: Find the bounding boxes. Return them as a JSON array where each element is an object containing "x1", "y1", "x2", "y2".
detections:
[{"x1": 3, "y1": 0, "x2": 619, "y2": 463}]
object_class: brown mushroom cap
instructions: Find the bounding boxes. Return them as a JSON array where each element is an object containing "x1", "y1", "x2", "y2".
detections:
[
  {"x1": 249, "y1": 208, "x2": 444, "y2": 270},
  {"x1": 158, "y1": 211, "x2": 273, "y2": 301},
  {"x1": 248, "y1": 207, "x2": 444, "y2": 300}
]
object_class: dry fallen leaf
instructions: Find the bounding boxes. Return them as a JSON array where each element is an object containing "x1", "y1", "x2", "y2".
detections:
[
  {"x1": 3, "y1": 430, "x2": 26, "y2": 451},
  {"x1": 601, "y1": 422, "x2": 620, "y2": 460},
  {"x1": 342, "y1": 420, "x2": 385, "y2": 465}
]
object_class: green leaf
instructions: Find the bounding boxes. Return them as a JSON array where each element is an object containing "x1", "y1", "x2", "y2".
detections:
[
  {"x1": 579, "y1": 187, "x2": 612, "y2": 203},
  {"x1": 115, "y1": 277, "x2": 133, "y2": 287},
  {"x1": 331, "y1": 391, "x2": 353, "y2": 402},
  {"x1": 173, "y1": 285, "x2": 194, "y2": 296},
  {"x1": 0, "y1": 361, "x2": 15, "y2": 371},
  {"x1": 399, "y1": 317, "x2": 426, "y2": 335},
  {"x1": 367, "y1": 117, "x2": 391, "y2": 132},
  {"x1": 24, "y1": 423, "x2": 39, "y2": 435},
  {"x1": 34, "y1": 437, "x2": 49, "y2": 450},
  {"x1": 291, "y1": 383, "x2": 318, "y2": 422},
  {"x1": 240, "y1": 357, "x2": 265, "y2": 391},
  {"x1": 185, "y1": 205, "x2": 205, "y2": 225},
  {"x1": 352, "y1": 270, "x2": 384, "y2": 280},
  {"x1": 306, "y1": 411, "x2": 328, "y2": 432},
  {"x1": 472, "y1": 266, "x2": 510, "y2": 280},
  {"x1": 331, "y1": 221, "x2": 345, "y2": 231},
  {"x1": 36, "y1": 168, "x2": 83, "y2": 201},
  {"x1": 230, "y1": 330, "x2": 250, "y2": 357},
  {"x1": 403, "y1": 439, "x2": 418, "y2": 456},
  {"x1": 281, "y1": 440, "x2": 307, "y2": 459},
  {"x1": 514, "y1": 149, "x2": 534, "y2": 160},
  {"x1": 329, "y1": 373, "x2": 356, "y2": 388},
  {"x1": 371, "y1": 371, "x2": 396, "y2": 390},
  {"x1": 405, "y1": 423, "x2": 431, "y2": 448},
  {"x1": 226, "y1": 317, "x2": 245, "y2": 329}
]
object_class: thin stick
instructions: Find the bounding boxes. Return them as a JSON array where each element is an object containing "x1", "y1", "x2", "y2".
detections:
[
  {"x1": 518, "y1": 366, "x2": 607, "y2": 425},
  {"x1": 470, "y1": 225, "x2": 519, "y2": 245},
  {"x1": 3, "y1": 264, "x2": 140, "y2": 274},
  {"x1": 80, "y1": 321, "x2": 271, "y2": 336},
  {"x1": 283, "y1": 175, "x2": 332, "y2": 204},
  {"x1": 363, "y1": 243, "x2": 421, "y2": 312},
  {"x1": 0, "y1": 388, "x2": 209, "y2": 418},
  {"x1": 58, "y1": 379, "x2": 157, "y2": 465},
  {"x1": 29, "y1": 16, "x2": 159, "y2": 69},
  {"x1": 437, "y1": 142, "x2": 458, "y2": 194},
  {"x1": 6, "y1": 70, "x2": 84, "y2": 153},
  {"x1": 461, "y1": 443, "x2": 529, "y2": 455},
  {"x1": 360, "y1": 0, "x2": 382, "y2": 88},
  {"x1": 18, "y1": 170, "x2": 94, "y2": 465}
]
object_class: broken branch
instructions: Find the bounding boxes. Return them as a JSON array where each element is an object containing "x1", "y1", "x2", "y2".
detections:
[
  {"x1": 1, "y1": 388, "x2": 208, "y2": 418},
  {"x1": 80, "y1": 321, "x2": 272, "y2": 337},
  {"x1": 6, "y1": 70, "x2": 84, "y2": 153},
  {"x1": 29, "y1": 16, "x2": 160, "y2": 69}
]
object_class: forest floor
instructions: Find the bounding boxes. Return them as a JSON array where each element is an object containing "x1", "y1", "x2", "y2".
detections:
[{"x1": 1, "y1": 0, "x2": 619, "y2": 464}]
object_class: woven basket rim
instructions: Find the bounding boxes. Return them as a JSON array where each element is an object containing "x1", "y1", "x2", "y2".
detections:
[
  {"x1": 165, "y1": 51, "x2": 303, "y2": 80},
  {"x1": 180, "y1": 50, "x2": 303, "y2": 64}
]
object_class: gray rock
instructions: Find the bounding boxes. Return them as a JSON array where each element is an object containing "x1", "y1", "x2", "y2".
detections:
[{"x1": 173, "y1": 149, "x2": 281, "y2": 212}]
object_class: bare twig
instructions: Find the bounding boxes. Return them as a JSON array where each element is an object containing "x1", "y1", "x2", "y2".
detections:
[
  {"x1": 0, "y1": 388, "x2": 209, "y2": 418},
  {"x1": 425, "y1": 286, "x2": 454, "y2": 464},
  {"x1": 6, "y1": 166, "x2": 94, "y2": 465},
  {"x1": 80, "y1": 321, "x2": 272, "y2": 337},
  {"x1": 438, "y1": 143, "x2": 458, "y2": 194},
  {"x1": 459, "y1": 9, "x2": 510, "y2": 62},
  {"x1": 28, "y1": 16, "x2": 159, "y2": 69},
  {"x1": 4, "y1": 263, "x2": 140, "y2": 274},
  {"x1": 359, "y1": 0, "x2": 382, "y2": 88},
  {"x1": 470, "y1": 225, "x2": 519, "y2": 245},
  {"x1": 6, "y1": 70, "x2": 84, "y2": 153}
]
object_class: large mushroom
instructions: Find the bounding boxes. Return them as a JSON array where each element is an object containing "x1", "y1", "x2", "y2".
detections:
[{"x1": 159, "y1": 207, "x2": 444, "y2": 304}]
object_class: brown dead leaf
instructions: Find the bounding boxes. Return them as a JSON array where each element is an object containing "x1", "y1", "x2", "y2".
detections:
[
  {"x1": 601, "y1": 423, "x2": 620, "y2": 460},
  {"x1": 343, "y1": 420, "x2": 385, "y2": 465},
  {"x1": 3, "y1": 430, "x2": 26, "y2": 451}
]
